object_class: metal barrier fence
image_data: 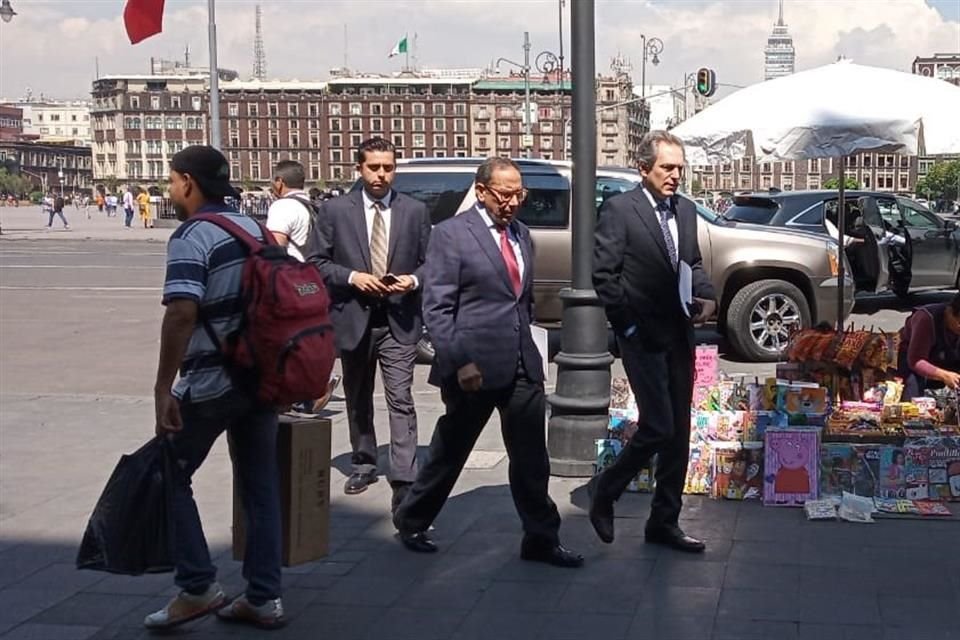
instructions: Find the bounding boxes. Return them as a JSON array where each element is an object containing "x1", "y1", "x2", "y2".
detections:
[{"x1": 154, "y1": 197, "x2": 270, "y2": 221}]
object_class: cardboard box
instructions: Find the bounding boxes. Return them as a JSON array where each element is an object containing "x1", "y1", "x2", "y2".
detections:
[{"x1": 233, "y1": 416, "x2": 331, "y2": 566}]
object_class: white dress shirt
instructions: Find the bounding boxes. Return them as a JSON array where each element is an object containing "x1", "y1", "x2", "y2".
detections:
[
  {"x1": 349, "y1": 189, "x2": 418, "y2": 288},
  {"x1": 477, "y1": 205, "x2": 525, "y2": 281},
  {"x1": 642, "y1": 186, "x2": 678, "y2": 254}
]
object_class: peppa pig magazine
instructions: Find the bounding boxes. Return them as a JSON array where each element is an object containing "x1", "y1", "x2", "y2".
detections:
[{"x1": 764, "y1": 428, "x2": 820, "y2": 506}]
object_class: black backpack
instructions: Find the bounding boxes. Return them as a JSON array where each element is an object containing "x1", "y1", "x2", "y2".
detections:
[{"x1": 54, "y1": 196, "x2": 65, "y2": 211}]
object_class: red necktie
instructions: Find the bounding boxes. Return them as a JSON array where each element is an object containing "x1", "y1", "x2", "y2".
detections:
[{"x1": 499, "y1": 227, "x2": 522, "y2": 297}]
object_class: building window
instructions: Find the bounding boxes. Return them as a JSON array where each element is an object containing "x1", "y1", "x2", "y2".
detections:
[
  {"x1": 289, "y1": 119, "x2": 299, "y2": 129},
  {"x1": 249, "y1": 119, "x2": 259, "y2": 129},
  {"x1": 290, "y1": 133, "x2": 300, "y2": 147},
  {"x1": 391, "y1": 104, "x2": 403, "y2": 115},
  {"x1": 330, "y1": 134, "x2": 342, "y2": 147},
  {"x1": 165, "y1": 116, "x2": 182, "y2": 129},
  {"x1": 171, "y1": 95, "x2": 181, "y2": 109},
  {"x1": 392, "y1": 118, "x2": 404, "y2": 131},
  {"x1": 329, "y1": 118, "x2": 341, "y2": 131},
  {"x1": 411, "y1": 103, "x2": 428, "y2": 116},
  {"x1": 130, "y1": 96, "x2": 140, "y2": 109},
  {"x1": 249, "y1": 133, "x2": 259, "y2": 147},
  {"x1": 310, "y1": 134, "x2": 320, "y2": 148},
  {"x1": 413, "y1": 134, "x2": 426, "y2": 148},
  {"x1": 371, "y1": 103, "x2": 383, "y2": 115},
  {"x1": 392, "y1": 134, "x2": 404, "y2": 147},
  {"x1": 307, "y1": 119, "x2": 319, "y2": 129},
  {"x1": 455, "y1": 135, "x2": 467, "y2": 148},
  {"x1": 347, "y1": 134, "x2": 360, "y2": 148},
  {"x1": 268, "y1": 103, "x2": 279, "y2": 117},
  {"x1": 192, "y1": 96, "x2": 203, "y2": 111},
  {"x1": 329, "y1": 103, "x2": 342, "y2": 116},
  {"x1": 349, "y1": 103, "x2": 362, "y2": 115},
  {"x1": 229, "y1": 132, "x2": 240, "y2": 147},
  {"x1": 248, "y1": 103, "x2": 259, "y2": 117},
  {"x1": 269, "y1": 119, "x2": 279, "y2": 130},
  {"x1": 331, "y1": 149, "x2": 343, "y2": 163},
  {"x1": 350, "y1": 118, "x2": 362, "y2": 131},
  {"x1": 413, "y1": 150, "x2": 426, "y2": 158},
  {"x1": 498, "y1": 136, "x2": 509, "y2": 148},
  {"x1": 433, "y1": 118, "x2": 445, "y2": 131},
  {"x1": 808, "y1": 159, "x2": 820, "y2": 172},
  {"x1": 251, "y1": 163, "x2": 261, "y2": 180},
  {"x1": 308, "y1": 103, "x2": 320, "y2": 117},
  {"x1": 454, "y1": 103, "x2": 467, "y2": 116},
  {"x1": 150, "y1": 95, "x2": 161, "y2": 109},
  {"x1": 371, "y1": 118, "x2": 383, "y2": 132},
  {"x1": 863, "y1": 175, "x2": 871, "y2": 188},
  {"x1": 412, "y1": 118, "x2": 425, "y2": 132},
  {"x1": 270, "y1": 134, "x2": 280, "y2": 148},
  {"x1": 288, "y1": 103, "x2": 299, "y2": 117}
]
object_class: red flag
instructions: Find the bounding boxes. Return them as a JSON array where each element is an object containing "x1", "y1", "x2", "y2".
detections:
[{"x1": 123, "y1": 0, "x2": 166, "y2": 45}]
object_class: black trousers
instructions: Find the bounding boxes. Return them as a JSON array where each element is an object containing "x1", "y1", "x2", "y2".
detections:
[
  {"x1": 395, "y1": 373, "x2": 561, "y2": 545},
  {"x1": 340, "y1": 324, "x2": 419, "y2": 484},
  {"x1": 598, "y1": 335, "x2": 694, "y2": 527}
]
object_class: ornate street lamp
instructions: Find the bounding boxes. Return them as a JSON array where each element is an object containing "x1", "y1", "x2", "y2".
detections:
[{"x1": 640, "y1": 35, "x2": 664, "y2": 99}]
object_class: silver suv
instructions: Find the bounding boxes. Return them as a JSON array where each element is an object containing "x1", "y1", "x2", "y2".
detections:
[{"x1": 353, "y1": 158, "x2": 854, "y2": 362}]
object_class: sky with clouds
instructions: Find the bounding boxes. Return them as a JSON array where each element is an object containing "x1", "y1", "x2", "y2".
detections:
[{"x1": 0, "y1": 0, "x2": 957, "y2": 102}]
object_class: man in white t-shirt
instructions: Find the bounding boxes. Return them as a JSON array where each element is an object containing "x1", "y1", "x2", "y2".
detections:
[{"x1": 266, "y1": 160, "x2": 312, "y2": 263}]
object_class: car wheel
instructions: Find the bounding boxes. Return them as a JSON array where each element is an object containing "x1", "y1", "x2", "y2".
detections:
[
  {"x1": 726, "y1": 279, "x2": 811, "y2": 363},
  {"x1": 416, "y1": 331, "x2": 435, "y2": 364}
]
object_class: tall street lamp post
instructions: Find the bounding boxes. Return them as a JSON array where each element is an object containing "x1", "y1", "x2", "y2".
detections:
[
  {"x1": 496, "y1": 32, "x2": 533, "y2": 158},
  {"x1": 547, "y1": 0, "x2": 612, "y2": 477},
  {"x1": 640, "y1": 34, "x2": 663, "y2": 99}
]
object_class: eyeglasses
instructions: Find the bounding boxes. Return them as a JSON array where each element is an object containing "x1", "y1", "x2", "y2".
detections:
[{"x1": 483, "y1": 185, "x2": 528, "y2": 205}]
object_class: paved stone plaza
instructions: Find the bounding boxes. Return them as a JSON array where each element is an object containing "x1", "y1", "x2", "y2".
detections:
[{"x1": 1, "y1": 206, "x2": 957, "y2": 639}]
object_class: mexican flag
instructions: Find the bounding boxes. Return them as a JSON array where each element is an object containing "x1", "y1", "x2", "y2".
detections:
[
  {"x1": 123, "y1": 0, "x2": 166, "y2": 44},
  {"x1": 389, "y1": 36, "x2": 408, "y2": 58}
]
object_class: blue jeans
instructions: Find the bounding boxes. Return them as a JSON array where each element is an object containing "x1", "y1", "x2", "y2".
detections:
[
  {"x1": 47, "y1": 210, "x2": 68, "y2": 227},
  {"x1": 170, "y1": 391, "x2": 281, "y2": 604},
  {"x1": 124, "y1": 207, "x2": 134, "y2": 227}
]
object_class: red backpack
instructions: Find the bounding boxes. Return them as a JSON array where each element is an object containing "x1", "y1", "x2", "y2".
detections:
[{"x1": 195, "y1": 213, "x2": 336, "y2": 407}]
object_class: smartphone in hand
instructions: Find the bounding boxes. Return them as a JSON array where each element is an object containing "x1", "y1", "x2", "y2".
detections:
[{"x1": 380, "y1": 273, "x2": 400, "y2": 286}]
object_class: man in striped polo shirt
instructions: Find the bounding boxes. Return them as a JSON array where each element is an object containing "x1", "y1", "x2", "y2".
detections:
[{"x1": 145, "y1": 146, "x2": 285, "y2": 631}]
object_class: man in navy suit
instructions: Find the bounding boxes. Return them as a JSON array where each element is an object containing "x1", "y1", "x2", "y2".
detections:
[
  {"x1": 309, "y1": 137, "x2": 431, "y2": 511},
  {"x1": 392, "y1": 157, "x2": 583, "y2": 568}
]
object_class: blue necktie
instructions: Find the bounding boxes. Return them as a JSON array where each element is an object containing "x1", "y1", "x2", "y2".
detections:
[{"x1": 658, "y1": 201, "x2": 678, "y2": 271}]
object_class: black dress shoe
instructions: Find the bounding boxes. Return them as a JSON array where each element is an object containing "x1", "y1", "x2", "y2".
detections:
[
  {"x1": 399, "y1": 531, "x2": 438, "y2": 553},
  {"x1": 644, "y1": 525, "x2": 706, "y2": 553},
  {"x1": 586, "y1": 476, "x2": 615, "y2": 544},
  {"x1": 520, "y1": 541, "x2": 584, "y2": 568},
  {"x1": 344, "y1": 470, "x2": 378, "y2": 495}
]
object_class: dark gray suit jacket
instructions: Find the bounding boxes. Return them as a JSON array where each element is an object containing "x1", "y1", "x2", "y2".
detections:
[
  {"x1": 308, "y1": 190, "x2": 431, "y2": 352},
  {"x1": 423, "y1": 206, "x2": 543, "y2": 390},
  {"x1": 593, "y1": 187, "x2": 716, "y2": 351}
]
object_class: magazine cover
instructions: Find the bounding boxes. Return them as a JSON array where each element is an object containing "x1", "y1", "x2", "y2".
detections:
[
  {"x1": 683, "y1": 443, "x2": 713, "y2": 495},
  {"x1": 764, "y1": 428, "x2": 820, "y2": 506},
  {"x1": 608, "y1": 408, "x2": 639, "y2": 444},
  {"x1": 878, "y1": 446, "x2": 908, "y2": 499},
  {"x1": 904, "y1": 444, "x2": 931, "y2": 500},
  {"x1": 594, "y1": 439, "x2": 654, "y2": 493},
  {"x1": 925, "y1": 437, "x2": 960, "y2": 501},
  {"x1": 610, "y1": 377, "x2": 637, "y2": 413},
  {"x1": 712, "y1": 442, "x2": 763, "y2": 500}
]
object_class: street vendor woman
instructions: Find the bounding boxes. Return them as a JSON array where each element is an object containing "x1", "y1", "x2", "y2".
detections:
[{"x1": 899, "y1": 292, "x2": 960, "y2": 396}]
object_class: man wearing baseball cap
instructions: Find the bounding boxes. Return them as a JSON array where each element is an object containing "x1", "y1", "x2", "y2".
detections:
[{"x1": 145, "y1": 146, "x2": 286, "y2": 630}]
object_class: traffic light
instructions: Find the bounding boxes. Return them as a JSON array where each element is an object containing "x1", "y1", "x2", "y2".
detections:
[{"x1": 695, "y1": 67, "x2": 717, "y2": 97}]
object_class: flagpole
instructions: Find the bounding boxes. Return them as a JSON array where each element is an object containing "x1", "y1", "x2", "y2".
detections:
[
  {"x1": 207, "y1": 0, "x2": 222, "y2": 149},
  {"x1": 404, "y1": 32, "x2": 409, "y2": 72}
]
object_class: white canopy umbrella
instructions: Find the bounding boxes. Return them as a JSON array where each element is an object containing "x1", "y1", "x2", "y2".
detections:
[
  {"x1": 671, "y1": 60, "x2": 960, "y2": 327},
  {"x1": 674, "y1": 59, "x2": 960, "y2": 165}
]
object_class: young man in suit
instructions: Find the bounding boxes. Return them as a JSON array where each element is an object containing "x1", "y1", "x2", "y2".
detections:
[
  {"x1": 589, "y1": 130, "x2": 717, "y2": 553},
  {"x1": 308, "y1": 137, "x2": 431, "y2": 511},
  {"x1": 392, "y1": 157, "x2": 583, "y2": 568}
]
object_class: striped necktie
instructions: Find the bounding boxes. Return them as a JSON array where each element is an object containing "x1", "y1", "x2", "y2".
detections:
[{"x1": 370, "y1": 200, "x2": 388, "y2": 277}]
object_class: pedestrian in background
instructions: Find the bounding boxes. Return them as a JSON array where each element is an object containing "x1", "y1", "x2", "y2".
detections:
[
  {"x1": 138, "y1": 187, "x2": 153, "y2": 229},
  {"x1": 122, "y1": 186, "x2": 136, "y2": 228},
  {"x1": 46, "y1": 192, "x2": 69, "y2": 230},
  {"x1": 146, "y1": 145, "x2": 285, "y2": 631}
]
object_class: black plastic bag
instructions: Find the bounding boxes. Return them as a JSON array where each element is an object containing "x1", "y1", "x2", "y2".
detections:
[{"x1": 76, "y1": 437, "x2": 176, "y2": 575}]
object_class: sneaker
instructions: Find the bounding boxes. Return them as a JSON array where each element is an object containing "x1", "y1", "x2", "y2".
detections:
[
  {"x1": 143, "y1": 582, "x2": 226, "y2": 630},
  {"x1": 216, "y1": 595, "x2": 286, "y2": 630}
]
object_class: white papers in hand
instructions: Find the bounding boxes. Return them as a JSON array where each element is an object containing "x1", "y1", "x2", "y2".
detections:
[{"x1": 679, "y1": 261, "x2": 693, "y2": 317}]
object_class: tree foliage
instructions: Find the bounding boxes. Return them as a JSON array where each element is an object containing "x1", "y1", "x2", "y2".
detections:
[
  {"x1": 823, "y1": 176, "x2": 860, "y2": 190},
  {"x1": 915, "y1": 159, "x2": 960, "y2": 201}
]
